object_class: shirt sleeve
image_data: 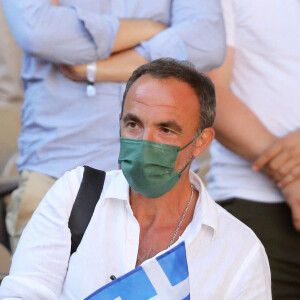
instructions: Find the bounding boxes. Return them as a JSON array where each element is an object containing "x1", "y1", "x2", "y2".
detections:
[
  {"x1": 225, "y1": 244, "x2": 272, "y2": 300},
  {"x1": 221, "y1": 0, "x2": 236, "y2": 46},
  {"x1": 135, "y1": 0, "x2": 226, "y2": 72},
  {"x1": 2, "y1": 0, "x2": 120, "y2": 65},
  {"x1": 0, "y1": 167, "x2": 84, "y2": 299}
]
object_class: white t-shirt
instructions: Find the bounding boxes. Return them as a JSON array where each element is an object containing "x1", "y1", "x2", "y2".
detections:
[
  {"x1": 207, "y1": 0, "x2": 300, "y2": 203},
  {"x1": 0, "y1": 167, "x2": 271, "y2": 299}
]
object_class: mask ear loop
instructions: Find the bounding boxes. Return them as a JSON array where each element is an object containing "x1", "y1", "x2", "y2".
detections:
[
  {"x1": 178, "y1": 130, "x2": 202, "y2": 151},
  {"x1": 178, "y1": 156, "x2": 194, "y2": 175},
  {"x1": 177, "y1": 130, "x2": 202, "y2": 175}
]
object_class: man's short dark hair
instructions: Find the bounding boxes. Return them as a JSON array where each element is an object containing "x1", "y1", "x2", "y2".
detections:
[{"x1": 122, "y1": 58, "x2": 216, "y2": 132}]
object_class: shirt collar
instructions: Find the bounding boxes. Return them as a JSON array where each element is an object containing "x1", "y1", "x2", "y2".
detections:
[
  {"x1": 101, "y1": 170, "x2": 219, "y2": 240},
  {"x1": 188, "y1": 171, "x2": 218, "y2": 241},
  {"x1": 101, "y1": 170, "x2": 130, "y2": 203}
]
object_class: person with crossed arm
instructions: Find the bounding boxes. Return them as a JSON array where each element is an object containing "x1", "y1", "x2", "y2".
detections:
[
  {"x1": 206, "y1": 0, "x2": 300, "y2": 298},
  {"x1": 2, "y1": 0, "x2": 225, "y2": 252}
]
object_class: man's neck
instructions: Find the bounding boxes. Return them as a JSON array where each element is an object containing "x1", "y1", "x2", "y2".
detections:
[
  {"x1": 130, "y1": 173, "x2": 199, "y2": 266},
  {"x1": 130, "y1": 173, "x2": 194, "y2": 228}
]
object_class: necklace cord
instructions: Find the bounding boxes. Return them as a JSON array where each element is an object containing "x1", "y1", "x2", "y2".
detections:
[{"x1": 169, "y1": 185, "x2": 194, "y2": 247}]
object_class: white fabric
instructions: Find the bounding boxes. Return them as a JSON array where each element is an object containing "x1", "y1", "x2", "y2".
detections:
[
  {"x1": 142, "y1": 256, "x2": 190, "y2": 300},
  {"x1": 207, "y1": 0, "x2": 300, "y2": 203},
  {"x1": 0, "y1": 167, "x2": 271, "y2": 299},
  {"x1": 220, "y1": 0, "x2": 235, "y2": 47}
]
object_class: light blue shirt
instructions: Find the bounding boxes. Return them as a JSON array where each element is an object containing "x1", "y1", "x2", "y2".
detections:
[{"x1": 3, "y1": 0, "x2": 225, "y2": 178}]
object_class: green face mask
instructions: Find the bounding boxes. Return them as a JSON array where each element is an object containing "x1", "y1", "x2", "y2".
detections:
[{"x1": 118, "y1": 133, "x2": 200, "y2": 198}]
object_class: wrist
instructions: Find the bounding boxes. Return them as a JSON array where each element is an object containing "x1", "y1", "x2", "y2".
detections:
[{"x1": 86, "y1": 62, "x2": 97, "y2": 97}]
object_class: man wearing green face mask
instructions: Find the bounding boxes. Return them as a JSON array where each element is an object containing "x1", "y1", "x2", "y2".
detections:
[{"x1": 0, "y1": 58, "x2": 271, "y2": 299}]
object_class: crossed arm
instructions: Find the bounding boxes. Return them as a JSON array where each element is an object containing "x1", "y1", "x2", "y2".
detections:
[
  {"x1": 54, "y1": 0, "x2": 226, "y2": 82},
  {"x1": 50, "y1": 0, "x2": 165, "y2": 82},
  {"x1": 207, "y1": 46, "x2": 300, "y2": 231},
  {"x1": 4, "y1": 0, "x2": 225, "y2": 82}
]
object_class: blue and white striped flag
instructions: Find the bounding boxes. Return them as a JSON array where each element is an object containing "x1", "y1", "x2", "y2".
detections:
[{"x1": 85, "y1": 241, "x2": 190, "y2": 300}]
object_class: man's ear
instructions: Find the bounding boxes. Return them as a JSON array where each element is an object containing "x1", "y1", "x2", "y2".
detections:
[{"x1": 193, "y1": 127, "x2": 215, "y2": 158}]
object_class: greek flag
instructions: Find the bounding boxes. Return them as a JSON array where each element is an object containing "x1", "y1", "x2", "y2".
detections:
[{"x1": 85, "y1": 241, "x2": 190, "y2": 300}]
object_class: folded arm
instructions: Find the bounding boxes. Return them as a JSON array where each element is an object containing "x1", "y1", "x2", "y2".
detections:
[
  {"x1": 58, "y1": 49, "x2": 148, "y2": 83},
  {"x1": 207, "y1": 46, "x2": 276, "y2": 161},
  {"x1": 2, "y1": 0, "x2": 165, "y2": 65},
  {"x1": 135, "y1": 0, "x2": 226, "y2": 71},
  {"x1": 208, "y1": 46, "x2": 300, "y2": 231},
  {"x1": 252, "y1": 129, "x2": 300, "y2": 187},
  {"x1": 59, "y1": 0, "x2": 226, "y2": 83}
]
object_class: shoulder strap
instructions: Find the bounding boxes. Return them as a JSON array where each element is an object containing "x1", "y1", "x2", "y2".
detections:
[{"x1": 68, "y1": 165, "x2": 106, "y2": 255}]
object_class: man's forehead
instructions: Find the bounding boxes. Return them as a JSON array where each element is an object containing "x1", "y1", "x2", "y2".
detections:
[
  {"x1": 125, "y1": 75, "x2": 199, "y2": 108},
  {"x1": 127, "y1": 75, "x2": 170, "y2": 99}
]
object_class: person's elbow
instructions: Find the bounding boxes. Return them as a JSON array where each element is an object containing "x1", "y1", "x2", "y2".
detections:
[
  {"x1": 205, "y1": 36, "x2": 226, "y2": 70},
  {"x1": 188, "y1": 36, "x2": 225, "y2": 72},
  {"x1": 16, "y1": 26, "x2": 47, "y2": 58},
  {"x1": 186, "y1": 20, "x2": 226, "y2": 71},
  {"x1": 16, "y1": 27, "x2": 96, "y2": 65}
]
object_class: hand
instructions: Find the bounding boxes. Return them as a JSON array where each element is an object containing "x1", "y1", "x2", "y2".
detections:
[
  {"x1": 281, "y1": 178, "x2": 300, "y2": 231},
  {"x1": 51, "y1": 0, "x2": 59, "y2": 6},
  {"x1": 252, "y1": 129, "x2": 300, "y2": 188},
  {"x1": 58, "y1": 64, "x2": 86, "y2": 82}
]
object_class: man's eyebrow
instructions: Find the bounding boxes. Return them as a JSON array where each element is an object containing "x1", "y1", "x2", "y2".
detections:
[
  {"x1": 122, "y1": 113, "x2": 142, "y2": 124},
  {"x1": 155, "y1": 121, "x2": 183, "y2": 134}
]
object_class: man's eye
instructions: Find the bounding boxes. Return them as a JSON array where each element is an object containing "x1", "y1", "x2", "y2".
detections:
[
  {"x1": 126, "y1": 122, "x2": 138, "y2": 129},
  {"x1": 161, "y1": 128, "x2": 173, "y2": 134}
]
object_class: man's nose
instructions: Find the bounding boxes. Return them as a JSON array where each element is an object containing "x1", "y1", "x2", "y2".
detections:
[{"x1": 142, "y1": 128, "x2": 155, "y2": 142}]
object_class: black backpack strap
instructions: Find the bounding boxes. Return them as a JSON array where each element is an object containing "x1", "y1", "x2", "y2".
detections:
[{"x1": 68, "y1": 165, "x2": 106, "y2": 255}]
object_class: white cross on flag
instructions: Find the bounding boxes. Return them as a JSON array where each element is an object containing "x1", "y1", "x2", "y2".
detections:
[{"x1": 85, "y1": 241, "x2": 190, "y2": 300}]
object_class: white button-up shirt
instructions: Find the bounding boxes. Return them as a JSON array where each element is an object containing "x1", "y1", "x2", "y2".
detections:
[{"x1": 0, "y1": 167, "x2": 271, "y2": 299}]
